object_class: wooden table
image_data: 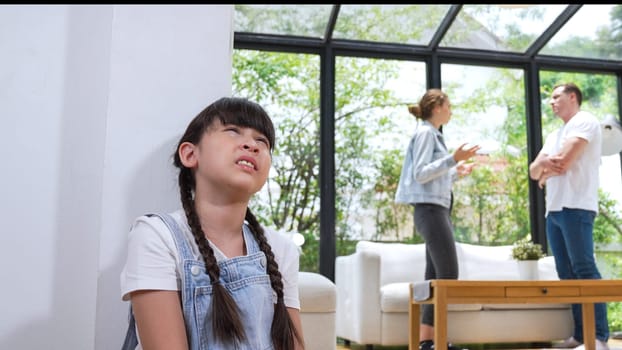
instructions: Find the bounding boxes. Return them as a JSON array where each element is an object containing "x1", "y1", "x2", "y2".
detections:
[{"x1": 409, "y1": 279, "x2": 622, "y2": 350}]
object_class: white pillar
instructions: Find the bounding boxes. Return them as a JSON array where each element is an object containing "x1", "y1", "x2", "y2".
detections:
[{"x1": 0, "y1": 5, "x2": 233, "y2": 349}]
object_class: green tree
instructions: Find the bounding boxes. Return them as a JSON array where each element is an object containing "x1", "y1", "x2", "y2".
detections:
[{"x1": 541, "y1": 5, "x2": 622, "y2": 60}]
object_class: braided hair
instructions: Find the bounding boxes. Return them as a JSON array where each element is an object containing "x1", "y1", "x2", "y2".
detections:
[{"x1": 173, "y1": 97, "x2": 304, "y2": 349}]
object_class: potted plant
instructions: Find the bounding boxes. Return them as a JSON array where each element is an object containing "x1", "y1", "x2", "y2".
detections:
[
  {"x1": 511, "y1": 239, "x2": 546, "y2": 280},
  {"x1": 512, "y1": 239, "x2": 546, "y2": 261}
]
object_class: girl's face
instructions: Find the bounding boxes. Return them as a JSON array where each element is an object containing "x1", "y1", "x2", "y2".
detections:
[{"x1": 188, "y1": 119, "x2": 272, "y2": 198}]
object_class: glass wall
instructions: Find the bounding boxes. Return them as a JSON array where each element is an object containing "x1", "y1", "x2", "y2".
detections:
[
  {"x1": 232, "y1": 50, "x2": 622, "y2": 268},
  {"x1": 234, "y1": 2, "x2": 622, "y2": 334},
  {"x1": 333, "y1": 57, "x2": 426, "y2": 256},
  {"x1": 441, "y1": 64, "x2": 529, "y2": 245},
  {"x1": 233, "y1": 49, "x2": 321, "y2": 271}
]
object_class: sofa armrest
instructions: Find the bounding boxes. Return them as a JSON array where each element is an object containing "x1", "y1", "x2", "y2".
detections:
[{"x1": 335, "y1": 249, "x2": 382, "y2": 344}]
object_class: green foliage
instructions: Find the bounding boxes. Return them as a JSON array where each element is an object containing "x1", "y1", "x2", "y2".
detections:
[
  {"x1": 610, "y1": 5, "x2": 622, "y2": 58},
  {"x1": 598, "y1": 251, "x2": 622, "y2": 332},
  {"x1": 360, "y1": 148, "x2": 413, "y2": 241},
  {"x1": 333, "y1": 56, "x2": 409, "y2": 243},
  {"x1": 540, "y1": 72, "x2": 618, "y2": 121},
  {"x1": 298, "y1": 231, "x2": 319, "y2": 273},
  {"x1": 447, "y1": 66, "x2": 530, "y2": 245},
  {"x1": 595, "y1": 189, "x2": 622, "y2": 245},
  {"x1": 541, "y1": 5, "x2": 622, "y2": 60},
  {"x1": 609, "y1": 302, "x2": 622, "y2": 332},
  {"x1": 448, "y1": 5, "x2": 547, "y2": 51},
  {"x1": 334, "y1": 5, "x2": 449, "y2": 44},
  {"x1": 234, "y1": 5, "x2": 329, "y2": 37}
]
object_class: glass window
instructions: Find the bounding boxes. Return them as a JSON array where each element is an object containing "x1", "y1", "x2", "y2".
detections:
[
  {"x1": 232, "y1": 3, "x2": 622, "y2": 330},
  {"x1": 441, "y1": 64, "x2": 529, "y2": 244},
  {"x1": 234, "y1": 4, "x2": 332, "y2": 38},
  {"x1": 440, "y1": 5, "x2": 567, "y2": 52},
  {"x1": 541, "y1": 5, "x2": 622, "y2": 61},
  {"x1": 333, "y1": 5, "x2": 451, "y2": 45},
  {"x1": 233, "y1": 49, "x2": 321, "y2": 272},
  {"x1": 334, "y1": 57, "x2": 426, "y2": 253}
]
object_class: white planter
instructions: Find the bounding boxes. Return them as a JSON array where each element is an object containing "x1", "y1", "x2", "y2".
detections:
[{"x1": 516, "y1": 260, "x2": 539, "y2": 280}]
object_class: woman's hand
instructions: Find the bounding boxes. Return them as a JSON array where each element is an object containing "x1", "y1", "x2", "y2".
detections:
[
  {"x1": 456, "y1": 160, "x2": 476, "y2": 177},
  {"x1": 453, "y1": 143, "x2": 481, "y2": 163}
]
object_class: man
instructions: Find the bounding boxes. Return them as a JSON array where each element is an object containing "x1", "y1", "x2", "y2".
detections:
[{"x1": 529, "y1": 83, "x2": 609, "y2": 350}]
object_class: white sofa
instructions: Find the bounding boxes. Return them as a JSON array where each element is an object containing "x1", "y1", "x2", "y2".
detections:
[
  {"x1": 335, "y1": 241, "x2": 573, "y2": 348},
  {"x1": 298, "y1": 271, "x2": 337, "y2": 350}
]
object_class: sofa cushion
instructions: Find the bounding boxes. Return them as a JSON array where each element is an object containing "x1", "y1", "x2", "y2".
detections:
[
  {"x1": 457, "y1": 243, "x2": 561, "y2": 281},
  {"x1": 380, "y1": 282, "x2": 482, "y2": 313},
  {"x1": 457, "y1": 243, "x2": 518, "y2": 280},
  {"x1": 356, "y1": 241, "x2": 427, "y2": 285}
]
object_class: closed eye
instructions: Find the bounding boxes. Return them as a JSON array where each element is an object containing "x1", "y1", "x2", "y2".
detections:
[
  {"x1": 256, "y1": 136, "x2": 270, "y2": 147},
  {"x1": 224, "y1": 126, "x2": 240, "y2": 134}
]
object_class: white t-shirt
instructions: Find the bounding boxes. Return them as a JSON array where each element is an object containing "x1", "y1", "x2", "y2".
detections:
[
  {"x1": 120, "y1": 209, "x2": 301, "y2": 310},
  {"x1": 541, "y1": 110, "x2": 602, "y2": 215}
]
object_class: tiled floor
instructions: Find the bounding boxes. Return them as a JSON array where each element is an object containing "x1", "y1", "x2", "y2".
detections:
[{"x1": 336, "y1": 337, "x2": 622, "y2": 350}]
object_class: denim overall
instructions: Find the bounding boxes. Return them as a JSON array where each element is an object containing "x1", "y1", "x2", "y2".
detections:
[{"x1": 122, "y1": 213, "x2": 275, "y2": 350}]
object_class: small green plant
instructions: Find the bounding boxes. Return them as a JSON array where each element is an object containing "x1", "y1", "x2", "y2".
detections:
[{"x1": 512, "y1": 239, "x2": 546, "y2": 260}]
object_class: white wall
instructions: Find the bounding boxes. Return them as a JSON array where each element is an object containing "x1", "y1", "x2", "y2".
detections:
[{"x1": 0, "y1": 5, "x2": 233, "y2": 349}]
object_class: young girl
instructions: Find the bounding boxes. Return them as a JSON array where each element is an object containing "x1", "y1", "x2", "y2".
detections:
[
  {"x1": 395, "y1": 89, "x2": 479, "y2": 350},
  {"x1": 120, "y1": 97, "x2": 305, "y2": 350}
]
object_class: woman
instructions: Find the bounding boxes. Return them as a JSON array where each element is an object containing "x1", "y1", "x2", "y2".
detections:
[{"x1": 395, "y1": 89, "x2": 479, "y2": 350}]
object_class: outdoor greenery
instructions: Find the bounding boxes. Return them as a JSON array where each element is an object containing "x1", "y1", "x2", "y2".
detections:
[{"x1": 233, "y1": 5, "x2": 622, "y2": 331}]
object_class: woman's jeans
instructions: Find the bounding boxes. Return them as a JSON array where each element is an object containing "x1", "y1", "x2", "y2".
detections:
[{"x1": 546, "y1": 208, "x2": 609, "y2": 342}]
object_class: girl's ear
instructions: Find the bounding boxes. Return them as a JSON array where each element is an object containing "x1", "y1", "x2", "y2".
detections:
[{"x1": 178, "y1": 142, "x2": 198, "y2": 168}]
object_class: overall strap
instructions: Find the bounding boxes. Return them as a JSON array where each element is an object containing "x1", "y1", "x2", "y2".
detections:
[
  {"x1": 242, "y1": 223, "x2": 261, "y2": 254},
  {"x1": 148, "y1": 213, "x2": 194, "y2": 262},
  {"x1": 120, "y1": 305, "x2": 138, "y2": 350}
]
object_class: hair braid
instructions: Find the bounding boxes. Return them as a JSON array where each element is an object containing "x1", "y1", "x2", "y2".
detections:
[
  {"x1": 178, "y1": 168, "x2": 246, "y2": 345},
  {"x1": 245, "y1": 209, "x2": 305, "y2": 350}
]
